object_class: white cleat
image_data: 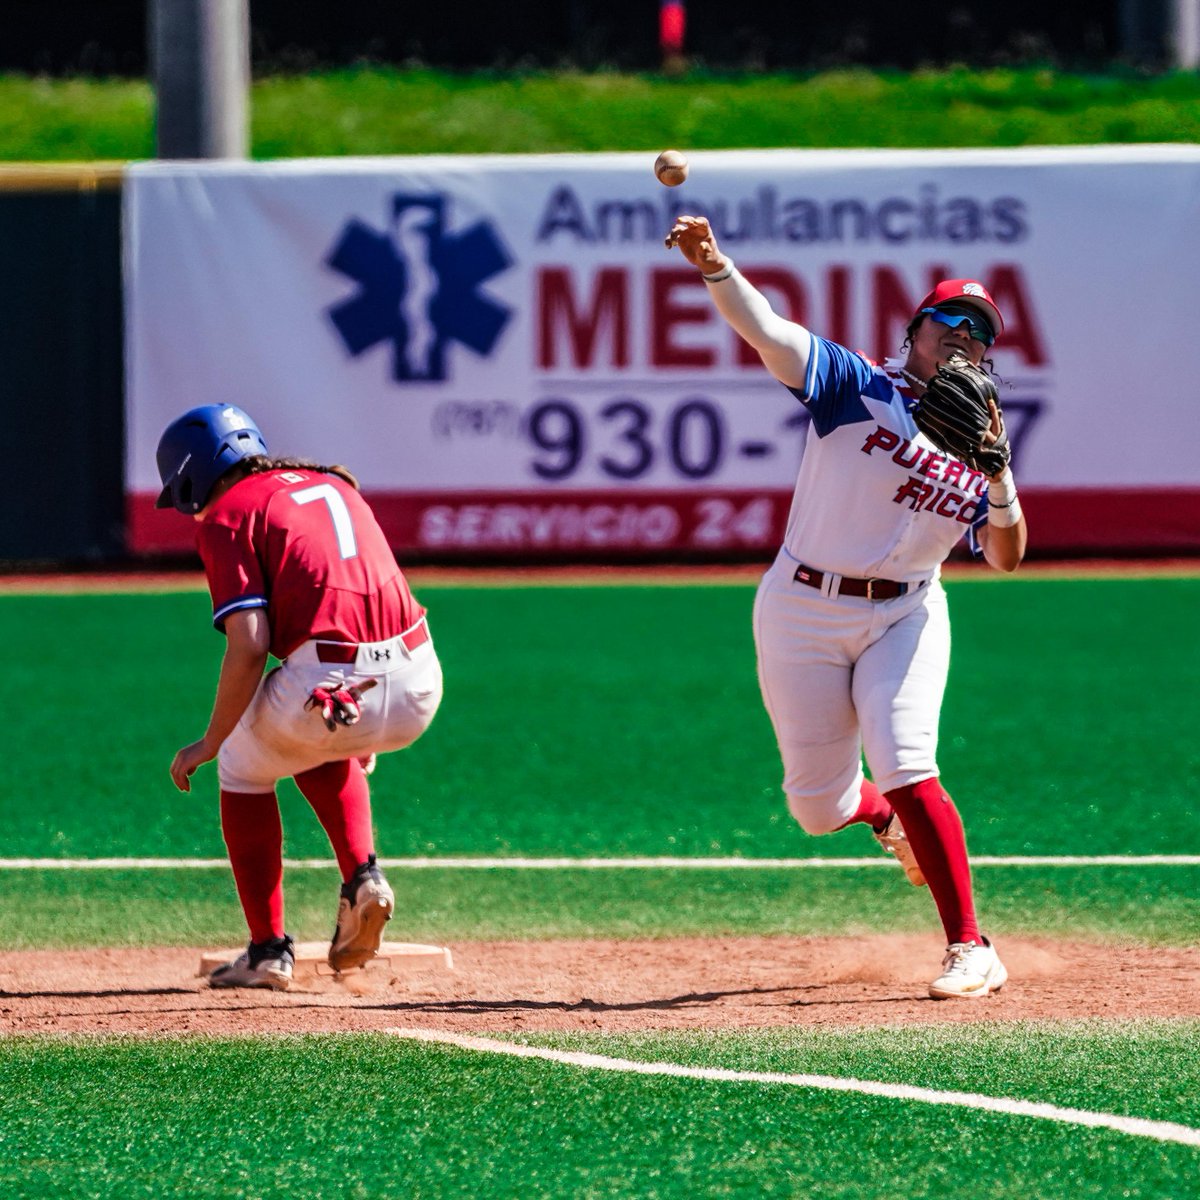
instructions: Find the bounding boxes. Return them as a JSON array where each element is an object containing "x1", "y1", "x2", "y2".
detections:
[
  {"x1": 208, "y1": 936, "x2": 295, "y2": 990},
  {"x1": 873, "y1": 815, "x2": 927, "y2": 887},
  {"x1": 929, "y1": 938, "x2": 1008, "y2": 1000}
]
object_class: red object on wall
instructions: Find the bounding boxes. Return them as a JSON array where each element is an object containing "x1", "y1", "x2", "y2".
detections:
[{"x1": 660, "y1": 1, "x2": 686, "y2": 54}]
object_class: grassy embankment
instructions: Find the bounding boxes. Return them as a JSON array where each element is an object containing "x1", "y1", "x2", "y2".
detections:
[{"x1": 0, "y1": 67, "x2": 1198, "y2": 160}]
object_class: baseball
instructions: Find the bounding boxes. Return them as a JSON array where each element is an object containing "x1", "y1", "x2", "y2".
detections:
[{"x1": 654, "y1": 149, "x2": 689, "y2": 187}]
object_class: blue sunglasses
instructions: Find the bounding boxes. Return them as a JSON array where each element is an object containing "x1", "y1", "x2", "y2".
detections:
[{"x1": 920, "y1": 305, "x2": 995, "y2": 347}]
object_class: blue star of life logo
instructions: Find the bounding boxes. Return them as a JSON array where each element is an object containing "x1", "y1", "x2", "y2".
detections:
[{"x1": 326, "y1": 194, "x2": 514, "y2": 383}]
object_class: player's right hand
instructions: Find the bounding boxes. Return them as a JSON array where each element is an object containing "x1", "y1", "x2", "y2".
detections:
[
  {"x1": 664, "y1": 214, "x2": 729, "y2": 276},
  {"x1": 170, "y1": 738, "x2": 215, "y2": 792}
]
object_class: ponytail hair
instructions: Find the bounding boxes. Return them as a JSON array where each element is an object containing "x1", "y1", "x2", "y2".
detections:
[{"x1": 228, "y1": 455, "x2": 361, "y2": 491}]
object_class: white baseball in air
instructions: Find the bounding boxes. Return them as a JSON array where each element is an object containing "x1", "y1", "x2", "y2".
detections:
[{"x1": 654, "y1": 149, "x2": 689, "y2": 187}]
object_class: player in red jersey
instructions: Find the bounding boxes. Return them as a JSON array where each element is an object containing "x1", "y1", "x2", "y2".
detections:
[{"x1": 156, "y1": 404, "x2": 443, "y2": 989}]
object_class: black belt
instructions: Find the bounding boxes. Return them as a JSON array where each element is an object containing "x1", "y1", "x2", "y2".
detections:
[{"x1": 793, "y1": 564, "x2": 921, "y2": 601}]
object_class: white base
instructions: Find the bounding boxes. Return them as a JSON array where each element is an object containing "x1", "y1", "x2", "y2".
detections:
[{"x1": 198, "y1": 940, "x2": 454, "y2": 978}]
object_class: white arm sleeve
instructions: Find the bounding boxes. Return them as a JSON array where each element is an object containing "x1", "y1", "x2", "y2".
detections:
[{"x1": 706, "y1": 267, "x2": 812, "y2": 390}]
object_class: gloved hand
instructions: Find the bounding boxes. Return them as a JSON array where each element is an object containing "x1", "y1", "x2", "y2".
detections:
[
  {"x1": 914, "y1": 354, "x2": 1010, "y2": 478},
  {"x1": 304, "y1": 678, "x2": 378, "y2": 732}
]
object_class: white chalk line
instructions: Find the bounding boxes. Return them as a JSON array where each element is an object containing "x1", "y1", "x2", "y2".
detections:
[
  {"x1": 386, "y1": 1027, "x2": 1200, "y2": 1149},
  {"x1": 0, "y1": 854, "x2": 1198, "y2": 870}
]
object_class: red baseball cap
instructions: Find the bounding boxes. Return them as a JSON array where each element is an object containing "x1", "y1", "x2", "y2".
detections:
[{"x1": 915, "y1": 279, "x2": 1004, "y2": 338}]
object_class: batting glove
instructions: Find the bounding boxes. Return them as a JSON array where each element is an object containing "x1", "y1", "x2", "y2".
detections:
[{"x1": 304, "y1": 678, "x2": 377, "y2": 732}]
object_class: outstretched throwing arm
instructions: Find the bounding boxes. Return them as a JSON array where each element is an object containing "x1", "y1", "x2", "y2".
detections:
[{"x1": 666, "y1": 215, "x2": 813, "y2": 390}]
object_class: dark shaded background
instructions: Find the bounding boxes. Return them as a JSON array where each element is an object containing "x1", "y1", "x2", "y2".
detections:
[{"x1": 0, "y1": 1, "x2": 1170, "y2": 76}]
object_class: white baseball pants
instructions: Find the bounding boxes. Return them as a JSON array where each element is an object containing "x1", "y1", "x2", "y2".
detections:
[
  {"x1": 752, "y1": 558, "x2": 950, "y2": 834},
  {"x1": 218, "y1": 625, "x2": 443, "y2": 793}
]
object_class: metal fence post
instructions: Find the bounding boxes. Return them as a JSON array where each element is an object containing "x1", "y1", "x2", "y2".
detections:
[
  {"x1": 1174, "y1": 0, "x2": 1200, "y2": 67},
  {"x1": 150, "y1": 0, "x2": 249, "y2": 159}
]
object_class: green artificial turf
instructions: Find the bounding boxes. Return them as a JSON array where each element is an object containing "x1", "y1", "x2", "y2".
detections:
[
  {"x1": 1, "y1": 1025, "x2": 1197, "y2": 1199},
  {"x1": 1, "y1": 577, "x2": 1196, "y2": 860},
  {"x1": 3, "y1": 68, "x2": 1200, "y2": 161},
  {"x1": 0, "y1": 865, "x2": 1196, "y2": 949},
  {"x1": 538, "y1": 1020, "x2": 1200, "y2": 1126}
]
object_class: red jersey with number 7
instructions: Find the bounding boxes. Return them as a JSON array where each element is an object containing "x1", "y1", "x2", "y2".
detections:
[{"x1": 196, "y1": 468, "x2": 425, "y2": 661}]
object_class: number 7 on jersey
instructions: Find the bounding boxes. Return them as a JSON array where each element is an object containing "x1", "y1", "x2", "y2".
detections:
[{"x1": 290, "y1": 483, "x2": 359, "y2": 560}]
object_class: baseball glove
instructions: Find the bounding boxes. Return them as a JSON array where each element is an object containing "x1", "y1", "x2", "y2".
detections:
[{"x1": 913, "y1": 354, "x2": 1010, "y2": 477}]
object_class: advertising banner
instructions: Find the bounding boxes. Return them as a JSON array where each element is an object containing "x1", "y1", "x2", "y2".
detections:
[{"x1": 125, "y1": 147, "x2": 1200, "y2": 557}]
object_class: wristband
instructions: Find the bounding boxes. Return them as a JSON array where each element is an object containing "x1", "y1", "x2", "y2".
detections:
[
  {"x1": 702, "y1": 259, "x2": 735, "y2": 283},
  {"x1": 987, "y1": 467, "x2": 1022, "y2": 528}
]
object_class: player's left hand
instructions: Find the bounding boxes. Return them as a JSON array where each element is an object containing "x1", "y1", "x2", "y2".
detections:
[
  {"x1": 170, "y1": 738, "x2": 217, "y2": 793},
  {"x1": 913, "y1": 354, "x2": 1010, "y2": 479},
  {"x1": 982, "y1": 399, "x2": 1010, "y2": 481}
]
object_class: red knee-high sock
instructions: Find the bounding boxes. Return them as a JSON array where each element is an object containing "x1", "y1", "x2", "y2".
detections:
[
  {"x1": 885, "y1": 778, "x2": 981, "y2": 945},
  {"x1": 220, "y1": 790, "x2": 285, "y2": 944},
  {"x1": 843, "y1": 778, "x2": 894, "y2": 832},
  {"x1": 294, "y1": 758, "x2": 374, "y2": 881}
]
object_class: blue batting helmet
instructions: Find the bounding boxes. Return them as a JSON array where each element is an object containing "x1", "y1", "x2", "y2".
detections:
[{"x1": 155, "y1": 404, "x2": 269, "y2": 514}]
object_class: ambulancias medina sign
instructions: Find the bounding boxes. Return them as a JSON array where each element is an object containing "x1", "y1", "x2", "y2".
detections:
[{"x1": 320, "y1": 181, "x2": 1052, "y2": 551}]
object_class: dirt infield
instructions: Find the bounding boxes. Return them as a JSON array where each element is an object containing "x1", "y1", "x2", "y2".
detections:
[
  {"x1": 4, "y1": 561, "x2": 1196, "y2": 1040},
  {"x1": 3, "y1": 936, "x2": 1198, "y2": 1038}
]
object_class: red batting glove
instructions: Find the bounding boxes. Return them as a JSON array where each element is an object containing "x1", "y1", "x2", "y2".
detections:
[{"x1": 304, "y1": 678, "x2": 377, "y2": 731}]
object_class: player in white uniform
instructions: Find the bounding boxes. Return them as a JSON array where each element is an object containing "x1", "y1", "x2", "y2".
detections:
[{"x1": 667, "y1": 215, "x2": 1026, "y2": 999}]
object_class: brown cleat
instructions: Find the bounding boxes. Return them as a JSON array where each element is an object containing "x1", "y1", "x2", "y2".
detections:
[
  {"x1": 873, "y1": 815, "x2": 927, "y2": 887},
  {"x1": 328, "y1": 855, "x2": 395, "y2": 972}
]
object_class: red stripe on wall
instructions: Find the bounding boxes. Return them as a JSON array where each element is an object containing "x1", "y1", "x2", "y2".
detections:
[
  {"x1": 127, "y1": 487, "x2": 1200, "y2": 559},
  {"x1": 1019, "y1": 488, "x2": 1200, "y2": 554}
]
